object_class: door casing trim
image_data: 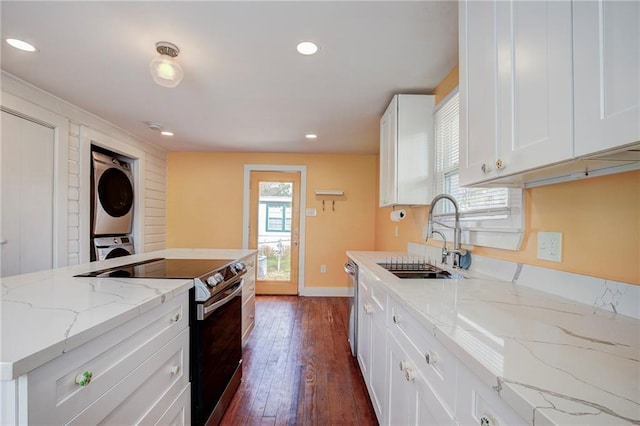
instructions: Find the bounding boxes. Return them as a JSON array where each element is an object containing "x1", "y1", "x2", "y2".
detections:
[{"x1": 242, "y1": 165, "x2": 307, "y2": 295}]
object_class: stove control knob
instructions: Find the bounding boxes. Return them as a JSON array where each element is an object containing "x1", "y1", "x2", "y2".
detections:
[
  {"x1": 206, "y1": 273, "x2": 224, "y2": 287},
  {"x1": 234, "y1": 262, "x2": 246, "y2": 272}
]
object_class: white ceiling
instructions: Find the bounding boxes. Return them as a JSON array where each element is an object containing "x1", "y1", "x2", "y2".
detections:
[{"x1": 0, "y1": 1, "x2": 458, "y2": 154}]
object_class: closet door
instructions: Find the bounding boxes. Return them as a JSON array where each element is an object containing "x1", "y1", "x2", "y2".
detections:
[{"x1": 1, "y1": 110, "x2": 55, "y2": 277}]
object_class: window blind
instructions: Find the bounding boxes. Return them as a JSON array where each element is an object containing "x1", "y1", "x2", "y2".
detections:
[{"x1": 433, "y1": 91, "x2": 510, "y2": 219}]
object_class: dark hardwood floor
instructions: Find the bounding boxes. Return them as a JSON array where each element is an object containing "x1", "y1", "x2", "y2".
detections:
[{"x1": 221, "y1": 296, "x2": 378, "y2": 426}]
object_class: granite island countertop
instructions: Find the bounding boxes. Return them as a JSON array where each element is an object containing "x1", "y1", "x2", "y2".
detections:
[
  {"x1": 347, "y1": 251, "x2": 640, "y2": 426},
  {"x1": 0, "y1": 248, "x2": 256, "y2": 381}
]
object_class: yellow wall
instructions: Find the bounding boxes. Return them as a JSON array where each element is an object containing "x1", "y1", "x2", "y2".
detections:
[
  {"x1": 167, "y1": 152, "x2": 377, "y2": 288},
  {"x1": 375, "y1": 66, "x2": 640, "y2": 285}
]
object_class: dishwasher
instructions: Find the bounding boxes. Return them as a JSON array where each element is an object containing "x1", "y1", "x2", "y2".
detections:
[{"x1": 344, "y1": 260, "x2": 358, "y2": 357}]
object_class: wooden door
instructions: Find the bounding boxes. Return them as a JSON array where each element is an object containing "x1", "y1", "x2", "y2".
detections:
[
  {"x1": 1, "y1": 110, "x2": 55, "y2": 277},
  {"x1": 249, "y1": 171, "x2": 300, "y2": 295}
]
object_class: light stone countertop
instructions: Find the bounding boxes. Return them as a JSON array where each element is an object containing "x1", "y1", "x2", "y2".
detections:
[
  {"x1": 0, "y1": 248, "x2": 256, "y2": 381},
  {"x1": 347, "y1": 251, "x2": 640, "y2": 426}
]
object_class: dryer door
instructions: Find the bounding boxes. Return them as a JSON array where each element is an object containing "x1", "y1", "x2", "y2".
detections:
[{"x1": 97, "y1": 168, "x2": 133, "y2": 217}]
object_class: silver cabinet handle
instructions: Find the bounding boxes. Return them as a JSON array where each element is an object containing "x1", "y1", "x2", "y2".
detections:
[{"x1": 0, "y1": 240, "x2": 7, "y2": 245}]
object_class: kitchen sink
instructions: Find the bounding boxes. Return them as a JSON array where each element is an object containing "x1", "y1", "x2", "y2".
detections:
[
  {"x1": 377, "y1": 262, "x2": 464, "y2": 279},
  {"x1": 390, "y1": 270, "x2": 456, "y2": 279}
]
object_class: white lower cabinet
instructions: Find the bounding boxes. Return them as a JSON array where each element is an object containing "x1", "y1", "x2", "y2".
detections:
[
  {"x1": 457, "y1": 365, "x2": 526, "y2": 426},
  {"x1": 354, "y1": 263, "x2": 526, "y2": 426},
  {"x1": 356, "y1": 267, "x2": 388, "y2": 423},
  {"x1": 241, "y1": 254, "x2": 257, "y2": 345},
  {"x1": 14, "y1": 292, "x2": 191, "y2": 425},
  {"x1": 387, "y1": 332, "x2": 456, "y2": 426}
]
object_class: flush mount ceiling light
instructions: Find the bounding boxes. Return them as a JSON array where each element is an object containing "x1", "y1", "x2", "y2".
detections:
[
  {"x1": 149, "y1": 41, "x2": 184, "y2": 88},
  {"x1": 146, "y1": 121, "x2": 174, "y2": 137},
  {"x1": 305, "y1": 133, "x2": 318, "y2": 139},
  {"x1": 296, "y1": 41, "x2": 319, "y2": 56},
  {"x1": 4, "y1": 38, "x2": 38, "y2": 52}
]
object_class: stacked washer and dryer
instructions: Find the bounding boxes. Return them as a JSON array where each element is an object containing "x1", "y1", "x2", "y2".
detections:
[{"x1": 91, "y1": 150, "x2": 135, "y2": 261}]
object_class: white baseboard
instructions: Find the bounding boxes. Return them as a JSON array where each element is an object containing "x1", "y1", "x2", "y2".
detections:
[{"x1": 299, "y1": 286, "x2": 353, "y2": 297}]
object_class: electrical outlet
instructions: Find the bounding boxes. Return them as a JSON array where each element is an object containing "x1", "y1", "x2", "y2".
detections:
[
  {"x1": 537, "y1": 232, "x2": 562, "y2": 262},
  {"x1": 320, "y1": 264, "x2": 327, "y2": 273},
  {"x1": 306, "y1": 208, "x2": 317, "y2": 217}
]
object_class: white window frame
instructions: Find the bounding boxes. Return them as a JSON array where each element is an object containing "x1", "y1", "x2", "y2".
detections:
[{"x1": 431, "y1": 89, "x2": 524, "y2": 251}]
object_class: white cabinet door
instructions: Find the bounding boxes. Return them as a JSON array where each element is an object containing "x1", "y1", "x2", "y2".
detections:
[
  {"x1": 379, "y1": 97, "x2": 397, "y2": 207},
  {"x1": 379, "y1": 95, "x2": 435, "y2": 206},
  {"x1": 498, "y1": 0, "x2": 573, "y2": 174},
  {"x1": 356, "y1": 269, "x2": 387, "y2": 423},
  {"x1": 460, "y1": 0, "x2": 573, "y2": 186},
  {"x1": 573, "y1": 0, "x2": 640, "y2": 156},
  {"x1": 459, "y1": 0, "x2": 500, "y2": 185},
  {"x1": 387, "y1": 332, "x2": 456, "y2": 426},
  {"x1": 1, "y1": 110, "x2": 55, "y2": 277},
  {"x1": 387, "y1": 333, "x2": 416, "y2": 426},
  {"x1": 457, "y1": 363, "x2": 526, "y2": 426},
  {"x1": 356, "y1": 279, "x2": 371, "y2": 381},
  {"x1": 369, "y1": 289, "x2": 387, "y2": 420}
]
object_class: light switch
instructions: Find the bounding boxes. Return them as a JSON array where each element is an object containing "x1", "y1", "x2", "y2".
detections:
[
  {"x1": 306, "y1": 208, "x2": 317, "y2": 217},
  {"x1": 537, "y1": 232, "x2": 562, "y2": 262}
]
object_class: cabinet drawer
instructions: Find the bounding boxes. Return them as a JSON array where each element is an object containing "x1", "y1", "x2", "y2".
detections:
[
  {"x1": 154, "y1": 382, "x2": 191, "y2": 426},
  {"x1": 242, "y1": 270, "x2": 256, "y2": 301},
  {"x1": 72, "y1": 328, "x2": 190, "y2": 425},
  {"x1": 389, "y1": 298, "x2": 457, "y2": 414},
  {"x1": 27, "y1": 293, "x2": 189, "y2": 425},
  {"x1": 242, "y1": 294, "x2": 256, "y2": 344}
]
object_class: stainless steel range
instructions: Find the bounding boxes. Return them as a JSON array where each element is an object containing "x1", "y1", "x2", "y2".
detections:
[{"x1": 75, "y1": 257, "x2": 247, "y2": 426}]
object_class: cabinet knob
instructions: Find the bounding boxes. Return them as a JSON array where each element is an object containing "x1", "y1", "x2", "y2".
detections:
[
  {"x1": 170, "y1": 365, "x2": 181, "y2": 375},
  {"x1": 495, "y1": 159, "x2": 505, "y2": 170},
  {"x1": 364, "y1": 304, "x2": 373, "y2": 314},
  {"x1": 392, "y1": 314, "x2": 401, "y2": 324},
  {"x1": 250, "y1": 287, "x2": 255, "y2": 292},
  {"x1": 169, "y1": 312, "x2": 181, "y2": 322},
  {"x1": 481, "y1": 163, "x2": 491, "y2": 173},
  {"x1": 425, "y1": 350, "x2": 438, "y2": 365},
  {"x1": 404, "y1": 368, "x2": 416, "y2": 382},
  {"x1": 399, "y1": 360, "x2": 410, "y2": 371},
  {"x1": 75, "y1": 370, "x2": 93, "y2": 387},
  {"x1": 480, "y1": 415, "x2": 498, "y2": 426}
]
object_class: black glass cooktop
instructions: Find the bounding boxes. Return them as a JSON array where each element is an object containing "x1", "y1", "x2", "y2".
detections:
[{"x1": 75, "y1": 258, "x2": 233, "y2": 279}]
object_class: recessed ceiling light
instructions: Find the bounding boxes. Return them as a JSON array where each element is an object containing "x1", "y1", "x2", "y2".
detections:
[
  {"x1": 296, "y1": 41, "x2": 319, "y2": 56},
  {"x1": 161, "y1": 131, "x2": 174, "y2": 136},
  {"x1": 5, "y1": 38, "x2": 37, "y2": 52},
  {"x1": 305, "y1": 134, "x2": 318, "y2": 139}
]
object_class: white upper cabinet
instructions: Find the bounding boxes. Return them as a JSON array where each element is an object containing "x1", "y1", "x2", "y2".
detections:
[
  {"x1": 573, "y1": 0, "x2": 640, "y2": 156},
  {"x1": 459, "y1": 0, "x2": 573, "y2": 186},
  {"x1": 460, "y1": 0, "x2": 640, "y2": 187},
  {"x1": 379, "y1": 94, "x2": 435, "y2": 207}
]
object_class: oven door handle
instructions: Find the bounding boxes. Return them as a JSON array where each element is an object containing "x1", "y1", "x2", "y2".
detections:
[{"x1": 200, "y1": 279, "x2": 243, "y2": 320}]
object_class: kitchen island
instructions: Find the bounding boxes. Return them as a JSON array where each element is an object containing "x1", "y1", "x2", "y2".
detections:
[
  {"x1": 348, "y1": 251, "x2": 640, "y2": 426},
  {"x1": 0, "y1": 248, "x2": 255, "y2": 425}
]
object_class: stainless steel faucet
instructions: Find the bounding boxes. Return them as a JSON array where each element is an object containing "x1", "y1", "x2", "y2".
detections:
[
  {"x1": 426, "y1": 194, "x2": 467, "y2": 267},
  {"x1": 431, "y1": 230, "x2": 450, "y2": 264}
]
